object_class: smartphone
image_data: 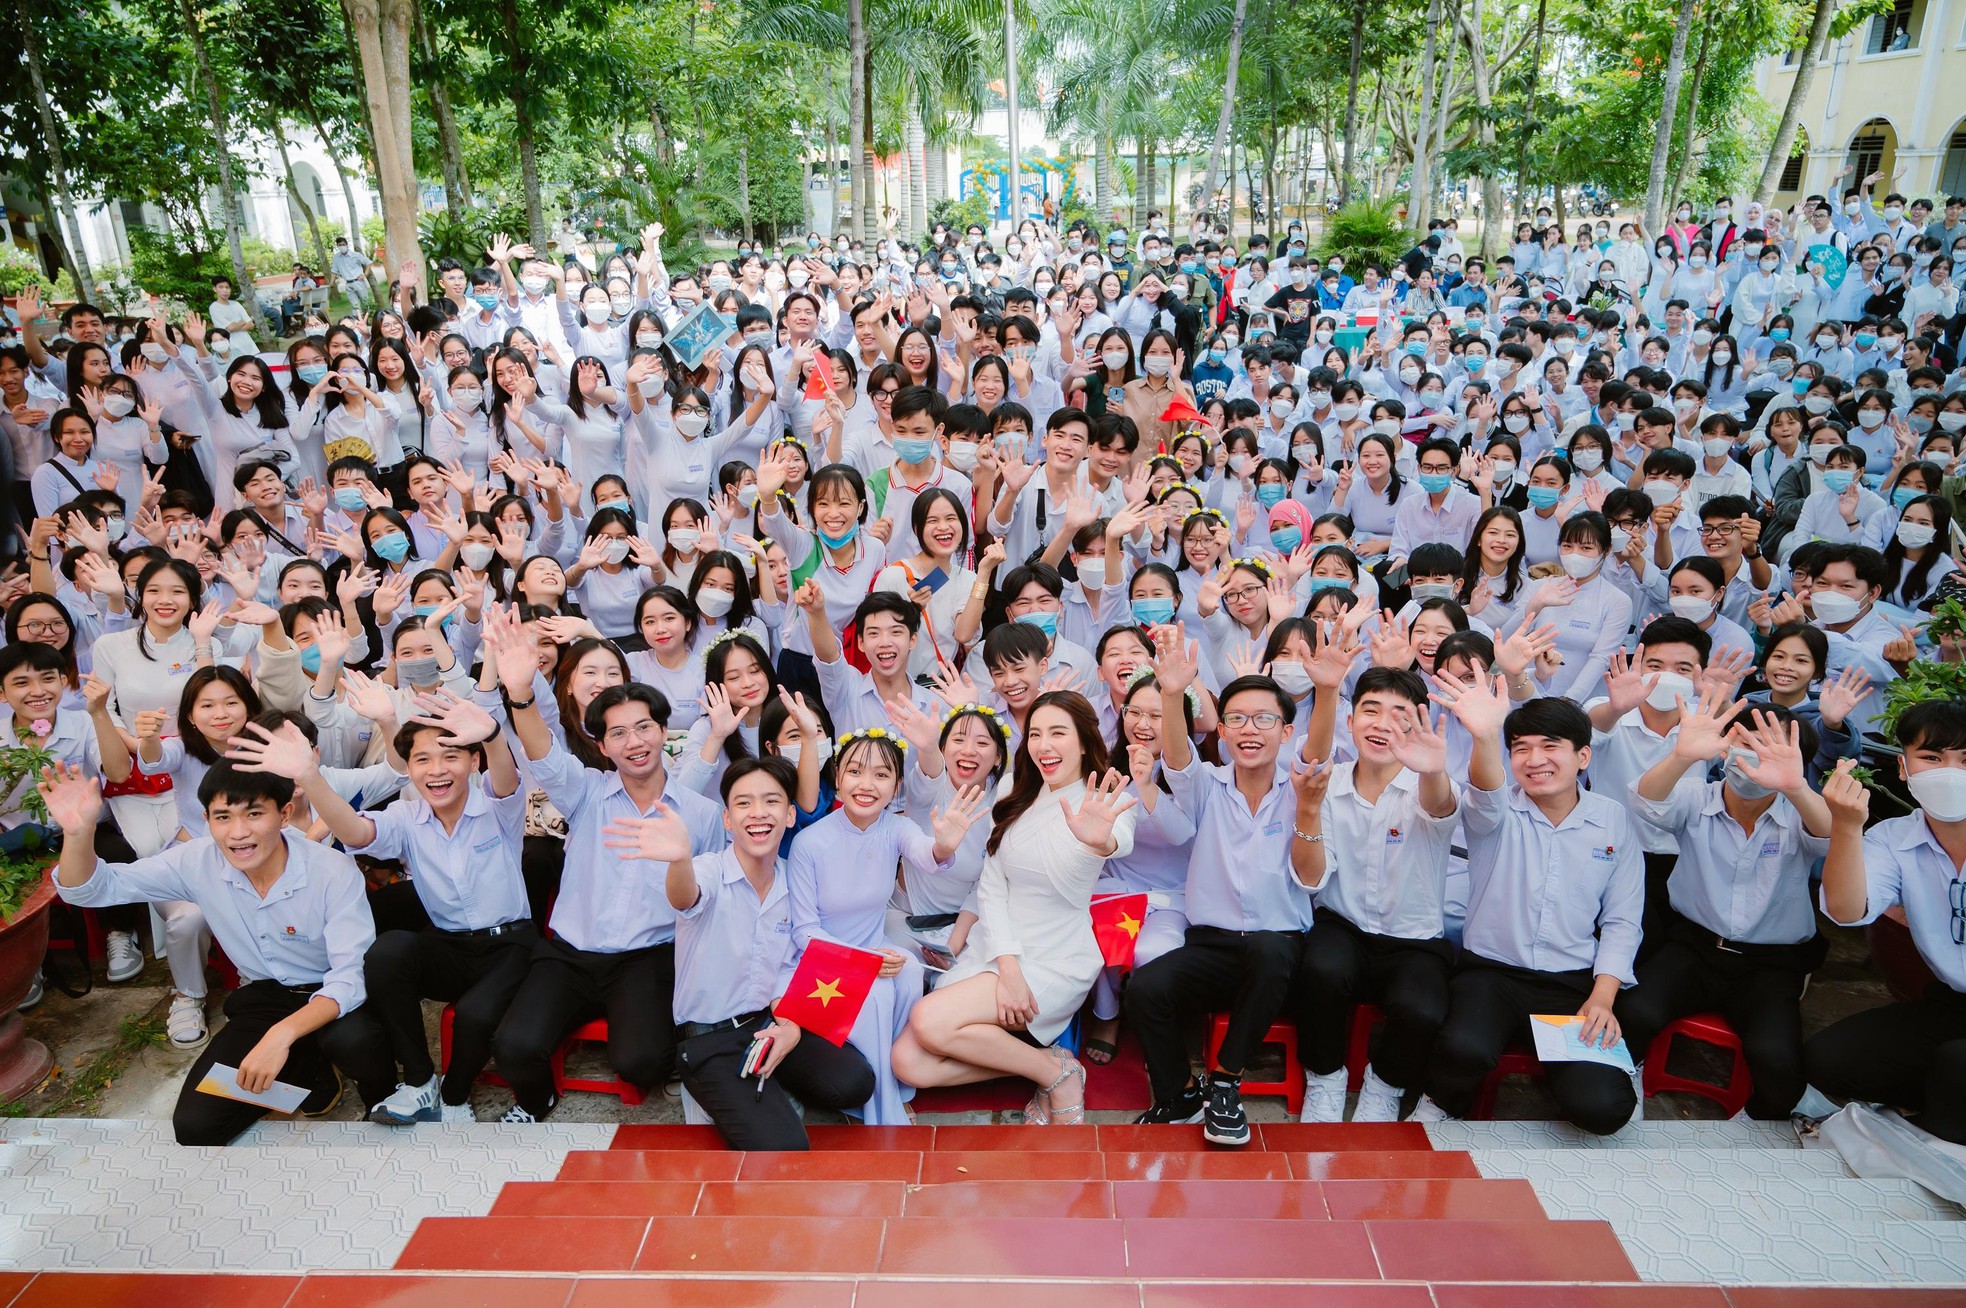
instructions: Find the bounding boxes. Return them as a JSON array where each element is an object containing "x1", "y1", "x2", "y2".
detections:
[
  {"x1": 740, "y1": 1034, "x2": 774, "y2": 1078},
  {"x1": 920, "y1": 566, "x2": 950, "y2": 594}
]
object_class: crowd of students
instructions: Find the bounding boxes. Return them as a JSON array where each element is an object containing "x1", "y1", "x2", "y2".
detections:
[{"x1": 4, "y1": 182, "x2": 1965, "y2": 1151}]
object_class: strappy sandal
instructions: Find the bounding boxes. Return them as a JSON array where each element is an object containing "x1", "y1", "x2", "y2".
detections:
[{"x1": 1039, "y1": 1047, "x2": 1087, "y2": 1126}]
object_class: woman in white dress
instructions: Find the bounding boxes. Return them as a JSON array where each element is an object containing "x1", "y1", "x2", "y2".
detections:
[{"x1": 892, "y1": 690, "x2": 1139, "y2": 1125}]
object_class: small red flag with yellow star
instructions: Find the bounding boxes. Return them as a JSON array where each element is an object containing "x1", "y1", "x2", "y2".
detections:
[
  {"x1": 1090, "y1": 893, "x2": 1150, "y2": 968},
  {"x1": 777, "y1": 939, "x2": 884, "y2": 1045}
]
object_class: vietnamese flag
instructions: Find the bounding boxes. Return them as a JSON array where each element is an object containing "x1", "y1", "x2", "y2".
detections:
[
  {"x1": 1090, "y1": 893, "x2": 1150, "y2": 968},
  {"x1": 777, "y1": 939, "x2": 883, "y2": 1045},
  {"x1": 803, "y1": 363, "x2": 832, "y2": 402}
]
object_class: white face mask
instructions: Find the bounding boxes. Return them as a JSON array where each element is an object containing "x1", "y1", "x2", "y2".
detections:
[
  {"x1": 140, "y1": 342, "x2": 170, "y2": 364},
  {"x1": 1291, "y1": 442, "x2": 1318, "y2": 464},
  {"x1": 1333, "y1": 402, "x2": 1361, "y2": 422},
  {"x1": 675, "y1": 412, "x2": 710, "y2": 438},
  {"x1": 1897, "y1": 520, "x2": 1937, "y2": 549},
  {"x1": 453, "y1": 387, "x2": 484, "y2": 410},
  {"x1": 1810, "y1": 589, "x2": 1864, "y2": 625},
  {"x1": 667, "y1": 527, "x2": 702, "y2": 554},
  {"x1": 1710, "y1": 349, "x2": 1732, "y2": 366},
  {"x1": 780, "y1": 736, "x2": 833, "y2": 768},
  {"x1": 1373, "y1": 418, "x2": 1402, "y2": 438},
  {"x1": 1144, "y1": 355, "x2": 1173, "y2": 377},
  {"x1": 1572, "y1": 449, "x2": 1604, "y2": 472},
  {"x1": 1076, "y1": 559, "x2": 1105, "y2": 589},
  {"x1": 1269, "y1": 659, "x2": 1313, "y2": 696},
  {"x1": 1644, "y1": 669, "x2": 1696, "y2": 711},
  {"x1": 1102, "y1": 348, "x2": 1131, "y2": 371},
  {"x1": 1503, "y1": 413, "x2": 1530, "y2": 434},
  {"x1": 521, "y1": 274, "x2": 550, "y2": 295},
  {"x1": 601, "y1": 538, "x2": 632, "y2": 565},
  {"x1": 636, "y1": 331, "x2": 662, "y2": 348},
  {"x1": 611, "y1": 295, "x2": 635, "y2": 315},
  {"x1": 695, "y1": 587, "x2": 736, "y2": 618},
  {"x1": 103, "y1": 393, "x2": 137, "y2": 419},
  {"x1": 1702, "y1": 436, "x2": 1732, "y2": 459},
  {"x1": 1271, "y1": 399, "x2": 1295, "y2": 420},
  {"x1": 947, "y1": 439, "x2": 979, "y2": 471},
  {"x1": 1558, "y1": 551, "x2": 1601, "y2": 579},
  {"x1": 459, "y1": 542, "x2": 497, "y2": 570},
  {"x1": 1642, "y1": 479, "x2": 1680, "y2": 507},
  {"x1": 1398, "y1": 364, "x2": 1421, "y2": 384},
  {"x1": 1908, "y1": 766, "x2": 1966, "y2": 822},
  {"x1": 1668, "y1": 594, "x2": 1714, "y2": 623},
  {"x1": 1490, "y1": 460, "x2": 1517, "y2": 484},
  {"x1": 584, "y1": 304, "x2": 611, "y2": 326},
  {"x1": 1609, "y1": 526, "x2": 1633, "y2": 553}
]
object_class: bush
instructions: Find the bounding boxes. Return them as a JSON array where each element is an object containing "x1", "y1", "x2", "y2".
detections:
[
  {"x1": 1320, "y1": 199, "x2": 1412, "y2": 272},
  {"x1": 124, "y1": 228, "x2": 234, "y2": 308},
  {"x1": 0, "y1": 243, "x2": 73, "y2": 299},
  {"x1": 927, "y1": 191, "x2": 992, "y2": 238}
]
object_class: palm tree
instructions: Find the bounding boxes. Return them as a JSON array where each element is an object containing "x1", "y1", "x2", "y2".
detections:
[{"x1": 1199, "y1": 0, "x2": 1249, "y2": 216}]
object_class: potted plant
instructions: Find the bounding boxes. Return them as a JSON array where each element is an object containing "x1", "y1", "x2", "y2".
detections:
[{"x1": 0, "y1": 737, "x2": 59, "y2": 1103}]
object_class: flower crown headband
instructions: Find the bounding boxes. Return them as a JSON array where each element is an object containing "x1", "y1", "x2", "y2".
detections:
[
  {"x1": 1126, "y1": 666, "x2": 1203, "y2": 716},
  {"x1": 835, "y1": 725, "x2": 908, "y2": 754},
  {"x1": 1182, "y1": 506, "x2": 1227, "y2": 528},
  {"x1": 1225, "y1": 555, "x2": 1275, "y2": 579},
  {"x1": 940, "y1": 701, "x2": 1012, "y2": 744},
  {"x1": 701, "y1": 627, "x2": 744, "y2": 666}
]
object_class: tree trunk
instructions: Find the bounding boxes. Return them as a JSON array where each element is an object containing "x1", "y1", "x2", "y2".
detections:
[
  {"x1": 1456, "y1": 0, "x2": 1504, "y2": 259},
  {"x1": 823, "y1": 63, "x2": 840, "y2": 236},
  {"x1": 415, "y1": 2, "x2": 472, "y2": 211},
  {"x1": 306, "y1": 106, "x2": 365, "y2": 247},
  {"x1": 799, "y1": 143, "x2": 815, "y2": 236},
  {"x1": 1513, "y1": 0, "x2": 1548, "y2": 227},
  {"x1": 905, "y1": 94, "x2": 928, "y2": 239},
  {"x1": 1668, "y1": 14, "x2": 1713, "y2": 214},
  {"x1": 1643, "y1": 0, "x2": 1700, "y2": 231},
  {"x1": 1408, "y1": 0, "x2": 1443, "y2": 231},
  {"x1": 17, "y1": 2, "x2": 92, "y2": 292},
  {"x1": 1756, "y1": 0, "x2": 1834, "y2": 203},
  {"x1": 346, "y1": 0, "x2": 421, "y2": 287},
  {"x1": 1340, "y1": 0, "x2": 1368, "y2": 204},
  {"x1": 1200, "y1": 0, "x2": 1250, "y2": 219},
  {"x1": 273, "y1": 121, "x2": 331, "y2": 276},
  {"x1": 498, "y1": 0, "x2": 547, "y2": 247},
  {"x1": 849, "y1": 0, "x2": 870, "y2": 243},
  {"x1": 1097, "y1": 129, "x2": 1115, "y2": 220},
  {"x1": 1133, "y1": 138, "x2": 1148, "y2": 229},
  {"x1": 180, "y1": 0, "x2": 253, "y2": 321},
  {"x1": 861, "y1": 53, "x2": 877, "y2": 242},
  {"x1": 737, "y1": 141, "x2": 754, "y2": 243},
  {"x1": 926, "y1": 134, "x2": 946, "y2": 209}
]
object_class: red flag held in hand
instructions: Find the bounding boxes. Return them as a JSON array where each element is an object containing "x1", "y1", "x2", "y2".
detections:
[
  {"x1": 777, "y1": 939, "x2": 883, "y2": 1045},
  {"x1": 1158, "y1": 395, "x2": 1202, "y2": 425},
  {"x1": 803, "y1": 363, "x2": 832, "y2": 402},
  {"x1": 1090, "y1": 893, "x2": 1150, "y2": 968}
]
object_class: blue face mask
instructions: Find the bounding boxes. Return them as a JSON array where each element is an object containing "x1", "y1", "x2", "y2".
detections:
[
  {"x1": 1015, "y1": 610, "x2": 1059, "y2": 637},
  {"x1": 372, "y1": 530, "x2": 410, "y2": 563},
  {"x1": 334, "y1": 487, "x2": 367, "y2": 512},
  {"x1": 1130, "y1": 596, "x2": 1176, "y2": 626},
  {"x1": 892, "y1": 437, "x2": 936, "y2": 464},
  {"x1": 1910, "y1": 415, "x2": 1935, "y2": 435},
  {"x1": 1892, "y1": 486, "x2": 1921, "y2": 510},
  {"x1": 297, "y1": 363, "x2": 328, "y2": 385},
  {"x1": 1854, "y1": 332, "x2": 1877, "y2": 349},
  {"x1": 1270, "y1": 526, "x2": 1303, "y2": 553},
  {"x1": 1418, "y1": 472, "x2": 1454, "y2": 494},
  {"x1": 299, "y1": 643, "x2": 323, "y2": 674},
  {"x1": 1255, "y1": 484, "x2": 1287, "y2": 508},
  {"x1": 1308, "y1": 575, "x2": 1349, "y2": 593},
  {"x1": 413, "y1": 602, "x2": 457, "y2": 634},
  {"x1": 1822, "y1": 469, "x2": 1856, "y2": 493},
  {"x1": 1464, "y1": 356, "x2": 1487, "y2": 374},
  {"x1": 1205, "y1": 349, "x2": 1225, "y2": 366},
  {"x1": 1404, "y1": 341, "x2": 1428, "y2": 357},
  {"x1": 1791, "y1": 377, "x2": 1810, "y2": 396},
  {"x1": 1526, "y1": 485, "x2": 1563, "y2": 510},
  {"x1": 1769, "y1": 328, "x2": 1791, "y2": 342},
  {"x1": 816, "y1": 524, "x2": 859, "y2": 550},
  {"x1": 1222, "y1": 253, "x2": 1237, "y2": 268},
  {"x1": 472, "y1": 292, "x2": 501, "y2": 310}
]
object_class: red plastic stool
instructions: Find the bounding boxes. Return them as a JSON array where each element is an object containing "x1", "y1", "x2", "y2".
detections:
[
  {"x1": 1205, "y1": 1013, "x2": 1303, "y2": 1115},
  {"x1": 1346, "y1": 1004, "x2": 1384, "y2": 1092},
  {"x1": 208, "y1": 941, "x2": 240, "y2": 991},
  {"x1": 44, "y1": 906, "x2": 108, "y2": 963},
  {"x1": 1643, "y1": 1013, "x2": 1753, "y2": 1117},
  {"x1": 441, "y1": 1006, "x2": 647, "y2": 1105},
  {"x1": 1472, "y1": 1045, "x2": 1544, "y2": 1120}
]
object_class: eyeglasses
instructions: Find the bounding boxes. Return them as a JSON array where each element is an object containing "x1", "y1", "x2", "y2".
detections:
[
  {"x1": 602, "y1": 720, "x2": 664, "y2": 746},
  {"x1": 1697, "y1": 523, "x2": 1739, "y2": 538},
  {"x1": 1222, "y1": 712, "x2": 1284, "y2": 729},
  {"x1": 1951, "y1": 878, "x2": 1965, "y2": 946},
  {"x1": 870, "y1": 388, "x2": 899, "y2": 403},
  {"x1": 17, "y1": 619, "x2": 67, "y2": 637},
  {"x1": 1222, "y1": 585, "x2": 1266, "y2": 605}
]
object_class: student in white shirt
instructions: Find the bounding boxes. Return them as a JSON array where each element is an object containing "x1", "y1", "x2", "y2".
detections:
[{"x1": 1805, "y1": 705, "x2": 1966, "y2": 1144}]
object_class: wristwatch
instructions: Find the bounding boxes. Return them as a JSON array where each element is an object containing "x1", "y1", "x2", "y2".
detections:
[{"x1": 506, "y1": 694, "x2": 535, "y2": 712}]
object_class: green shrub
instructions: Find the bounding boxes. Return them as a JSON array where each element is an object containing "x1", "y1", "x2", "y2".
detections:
[
  {"x1": 1320, "y1": 199, "x2": 1412, "y2": 271},
  {"x1": 927, "y1": 191, "x2": 992, "y2": 237},
  {"x1": 0, "y1": 243, "x2": 58, "y2": 298}
]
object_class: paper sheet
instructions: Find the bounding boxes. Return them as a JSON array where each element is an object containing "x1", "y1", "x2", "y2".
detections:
[
  {"x1": 1529, "y1": 1014, "x2": 1636, "y2": 1073},
  {"x1": 196, "y1": 1064, "x2": 312, "y2": 1112}
]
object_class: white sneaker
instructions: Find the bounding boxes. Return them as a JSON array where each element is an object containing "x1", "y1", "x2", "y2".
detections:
[
  {"x1": 167, "y1": 992, "x2": 208, "y2": 1046},
  {"x1": 498, "y1": 1104, "x2": 538, "y2": 1124},
  {"x1": 19, "y1": 971, "x2": 42, "y2": 1010},
  {"x1": 440, "y1": 1100, "x2": 475, "y2": 1124},
  {"x1": 105, "y1": 931, "x2": 143, "y2": 983},
  {"x1": 370, "y1": 1076, "x2": 440, "y2": 1125},
  {"x1": 1299, "y1": 1067, "x2": 1349, "y2": 1122},
  {"x1": 1629, "y1": 1066, "x2": 1646, "y2": 1122},
  {"x1": 1352, "y1": 1065, "x2": 1405, "y2": 1123},
  {"x1": 1406, "y1": 1094, "x2": 1451, "y2": 1123}
]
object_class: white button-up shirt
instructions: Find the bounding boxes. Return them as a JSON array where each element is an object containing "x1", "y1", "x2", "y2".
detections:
[
  {"x1": 1314, "y1": 764, "x2": 1460, "y2": 941},
  {"x1": 1826, "y1": 813, "x2": 1966, "y2": 993},
  {"x1": 59, "y1": 832, "x2": 374, "y2": 1014},
  {"x1": 1631, "y1": 781, "x2": 1827, "y2": 945},
  {"x1": 1164, "y1": 753, "x2": 1315, "y2": 933},
  {"x1": 349, "y1": 781, "x2": 529, "y2": 932},
  {"x1": 1460, "y1": 782, "x2": 1644, "y2": 986},
  {"x1": 672, "y1": 849, "x2": 795, "y2": 1025}
]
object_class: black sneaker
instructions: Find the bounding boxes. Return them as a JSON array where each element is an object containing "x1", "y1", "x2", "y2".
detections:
[
  {"x1": 1135, "y1": 1083, "x2": 1205, "y2": 1125},
  {"x1": 1202, "y1": 1072, "x2": 1250, "y2": 1146}
]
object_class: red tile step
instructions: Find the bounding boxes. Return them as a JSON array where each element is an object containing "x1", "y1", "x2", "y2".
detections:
[
  {"x1": 558, "y1": 1147, "x2": 1483, "y2": 1183},
  {"x1": 604, "y1": 1120, "x2": 1439, "y2": 1152}
]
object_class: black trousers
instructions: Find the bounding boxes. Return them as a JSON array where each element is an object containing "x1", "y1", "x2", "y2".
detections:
[
  {"x1": 1616, "y1": 915, "x2": 1820, "y2": 1120},
  {"x1": 1805, "y1": 983, "x2": 1966, "y2": 1145},
  {"x1": 1126, "y1": 925, "x2": 1302, "y2": 1105},
  {"x1": 677, "y1": 1015, "x2": 877, "y2": 1151},
  {"x1": 1425, "y1": 955, "x2": 1637, "y2": 1136},
  {"x1": 1637, "y1": 851, "x2": 1678, "y2": 965},
  {"x1": 521, "y1": 835, "x2": 565, "y2": 930},
  {"x1": 491, "y1": 935, "x2": 677, "y2": 1118},
  {"x1": 1293, "y1": 909, "x2": 1454, "y2": 1089},
  {"x1": 349, "y1": 924, "x2": 538, "y2": 1104},
  {"x1": 173, "y1": 980, "x2": 394, "y2": 1145},
  {"x1": 366, "y1": 878, "x2": 434, "y2": 936}
]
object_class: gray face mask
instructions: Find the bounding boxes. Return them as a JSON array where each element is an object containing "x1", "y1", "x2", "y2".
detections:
[
  {"x1": 1723, "y1": 749, "x2": 1775, "y2": 800},
  {"x1": 395, "y1": 655, "x2": 442, "y2": 686}
]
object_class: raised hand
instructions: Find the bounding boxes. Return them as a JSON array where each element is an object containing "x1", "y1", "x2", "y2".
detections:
[
  {"x1": 699, "y1": 682, "x2": 740, "y2": 739},
  {"x1": 1817, "y1": 664, "x2": 1873, "y2": 729},
  {"x1": 408, "y1": 689, "x2": 501, "y2": 746},
  {"x1": 1821, "y1": 758, "x2": 1870, "y2": 826},
  {"x1": 1495, "y1": 623, "x2": 1558, "y2": 679},
  {"x1": 1150, "y1": 621, "x2": 1200, "y2": 695},
  {"x1": 133, "y1": 708, "x2": 168, "y2": 744},
  {"x1": 602, "y1": 806, "x2": 695, "y2": 862},
  {"x1": 1389, "y1": 708, "x2": 1450, "y2": 775},
  {"x1": 1290, "y1": 756, "x2": 1334, "y2": 807},
  {"x1": 930, "y1": 784, "x2": 989, "y2": 851},
  {"x1": 1061, "y1": 768, "x2": 1137, "y2": 852},
  {"x1": 1370, "y1": 609, "x2": 1415, "y2": 669},
  {"x1": 1309, "y1": 622, "x2": 1362, "y2": 691},
  {"x1": 884, "y1": 695, "x2": 943, "y2": 754},
  {"x1": 187, "y1": 599, "x2": 226, "y2": 644},
  {"x1": 1733, "y1": 710, "x2": 1806, "y2": 795},
  {"x1": 1699, "y1": 645, "x2": 1755, "y2": 699},
  {"x1": 339, "y1": 668, "x2": 400, "y2": 724},
  {"x1": 37, "y1": 762, "x2": 103, "y2": 833},
  {"x1": 925, "y1": 655, "x2": 982, "y2": 710},
  {"x1": 1428, "y1": 666, "x2": 1511, "y2": 738},
  {"x1": 1671, "y1": 685, "x2": 1744, "y2": 762},
  {"x1": 223, "y1": 720, "x2": 319, "y2": 780},
  {"x1": 1602, "y1": 650, "x2": 1655, "y2": 716}
]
